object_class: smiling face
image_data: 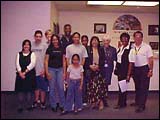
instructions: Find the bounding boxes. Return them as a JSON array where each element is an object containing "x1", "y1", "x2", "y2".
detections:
[
  {"x1": 134, "y1": 33, "x2": 143, "y2": 45},
  {"x1": 72, "y1": 55, "x2": 80, "y2": 65},
  {"x1": 23, "y1": 41, "x2": 30, "y2": 52},
  {"x1": 73, "y1": 33, "x2": 80, "y2": 44},
  {"x1": 121, "y1": 36, "x2": 129, "y2": 47},
  {"x1": 34, "y1": 33, "x2": 42, "y2": 43},
  {"x1": 91, "y1": 38, "x2": 99, "y2": 47},
  {"x1": 51, "y1": 35, "x2": 59, "y2": 47},
  {"x1": 45, "y1": 31, "x2": 52, "y2": 42},
  {"x1": 81, "y1": 37, "x2": 88, "y2": 47},
  {"x1": 64, "y1": 25, "x2": 71, "y2": 36}
]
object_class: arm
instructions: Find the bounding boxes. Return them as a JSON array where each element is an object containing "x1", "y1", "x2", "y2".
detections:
[
  {"x1": 44, "y1": 54, "x2": 51, "y2": 80},
  {"x1": 81, "y1": 57, "x2": 85, "y2": 66},
  {"x1": 79, "y1": 72, "x2": 84, "y2": 90},
  {"x1": 126, "y1": 62, "x2": 134, "y2": 82},
  {"x1": 63, "y1": 55, "x2": 67, "y2": 80},
  {"x1": 25, "y1": 52, "x2": 36, "y2": 74},
  {"x1": 16, "y1": 53, "x2": 25, "y2": 79},
  {"x1": 147, "y1": 56, "x2": 154, "y2": 77}
]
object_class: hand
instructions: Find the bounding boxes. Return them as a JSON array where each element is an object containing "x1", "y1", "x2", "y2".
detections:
[
  {"x1": 63, "y1": 73, "x2": 66, "y2": 80},
  {"x1": 46, "y1": 73, "x2": 52, "y2": 80},
  {"x1": 147, "y1": 71, "x2": 153, "y2": 77},
  {"x1": 126, "y1": 76, "x2": 130, "y2": 83},
  {"x1": 90, "y1": 65, "x2": 96, "y2": 71},
  {"x1": 19, "y1": 72, "x2": 25, "y2": 79},
  {"x1": 40, "y1": 70, "x2": 45, "y2": 77}
]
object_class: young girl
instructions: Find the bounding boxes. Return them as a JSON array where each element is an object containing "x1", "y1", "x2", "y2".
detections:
[{"x1": 61, "y1": 54, "x2": 84, "y2": 115}]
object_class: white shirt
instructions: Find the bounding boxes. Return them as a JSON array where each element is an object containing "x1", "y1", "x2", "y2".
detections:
[
  {"x1": 66, "y1": 44, "x2": 88, "y2": 64},
  {"x1": 117, "y1": 45, "x2": 130, "y2": 63},
  {"x1": 32, "y1": 41, "x2": 48, "y2": 76},
  {"x1": 16, "y1": 52, "x2": 36, "y2": 72},
  {"x1": 67, "y1": 64, "x2": 84, "y2": 79},
  {"x1": 129, "y1": 42, "x2": 153, "y2": 67}
]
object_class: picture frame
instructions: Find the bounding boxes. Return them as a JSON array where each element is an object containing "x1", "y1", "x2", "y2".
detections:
[
  {"x1": 149, "y1": 42, "x2": 159, "y2": 50},
  {"x1": 94, "y1": 23, "x2": 106, "y2": 34},
  {"x1": 148, "y1": 25, "x2": 159, "y2": 35}
]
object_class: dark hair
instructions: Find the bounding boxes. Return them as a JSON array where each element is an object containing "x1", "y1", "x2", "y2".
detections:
[
  {"x1": 133, "y1": 31, "x2": 143, "y2": 38},
  {"x1": 49, "y1": 34, "x2": 61, "y2": 48},
  {"x1": 71, "y1": 54, "x2": 80, "y2": 64},
  {"x1": 64, "y1": 24, "x2": 71, "y2": 29},
  {"x1": 34, "y1": 30, "x2": 43, "y2": 36},
  {"x1": 81, "y1": 35, "x2": 89, "y2": 42},
  {"x1": 120, "y1": 32, "x2": 130, "y2": 42},
  {"x1": 90, "y1": 36, "x2": 100, "y2": 48},
  {"x1": 71, "y1": 32, "x2": 81, "y2": 40},
  {"x1": 22, "y1": 39, "x2": 31, "y2": 51}
]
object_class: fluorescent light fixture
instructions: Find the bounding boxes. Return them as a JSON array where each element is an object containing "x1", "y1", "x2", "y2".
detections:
[
  {"x1": 123, "y1": 1, "x2": 159, "y2": 6},
  {"x1": 87, "y1": 1, "x2": 124, "y2": 5}
]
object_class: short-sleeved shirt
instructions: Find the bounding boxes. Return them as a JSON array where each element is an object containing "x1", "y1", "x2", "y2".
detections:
[
  {"x1": 66, "y1": 44, "x2": 88, "y2": 64},
  {"x1": 46, "y1": 46, "x2": 64, "y2": 68},
  {"x1": 129, "y1": 42, "x2": 153, "y2": 67},
  {"x1": 32, "y1": 41, "x2": 48, "y2": 76},
  {"x1": 67, "y1": 64, "x2": 84, "y2": 79}
]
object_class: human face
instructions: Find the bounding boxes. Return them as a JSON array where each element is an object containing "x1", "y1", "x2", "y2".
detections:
[
  {"x1": 34, "y1": 33, "x2": 42, "y2": 43},
  {"x1": 134, "y1": 33, "x2": 143, "y2": 45},
  {"x1": 64, "y1": 26, "x2": 71, "y2": 36},
  {"x1": 73, "y1": 34, "x2": 80, "y2": 44},
  {"x1": 45, "y1": 32, "x2": 52, "y2": 42},
  {"x1": 121, "y1": 36, "x2": 129, "y2": 47},
  {"x1": 81, "y1": 37, "x2": 88, "y2": 47},
  {"x1": 23, "y1": 41, "x2": 30, "y2": 52},
  {"x1": 92, "y1": 38, "x2": 98, "y2": 47},
  {"x1": 72, "y1": 56, "x2": 80, "y2": 65},
  {"x1": 52, "y1": 36, "x2": 59, "y2": 47},
  {"x1": 103, "y1": 39, "x2": 110, "y2": 47}
]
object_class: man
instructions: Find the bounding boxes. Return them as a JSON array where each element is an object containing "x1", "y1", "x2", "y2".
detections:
[
  {"x1": 31, "y1": 30, "x2": 48, "y2": 109},
  {"x1": 61, "y1": 24, "x2": 73, "y2": 51},
  {"x1": 127, "y1": 31, "x2": 154, "y2": 113},
  {"x1": 102, "y1": 34, "x2": 117, "y2": 107}
]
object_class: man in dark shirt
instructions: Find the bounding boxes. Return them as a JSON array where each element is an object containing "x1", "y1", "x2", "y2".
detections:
[{"x1": 60, "y1": 24, "x2": 73, "y2": 51}]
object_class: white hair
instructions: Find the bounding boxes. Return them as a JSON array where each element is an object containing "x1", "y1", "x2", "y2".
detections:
[{"x1": 102, "y1": 34, "x2": 111, "y2": 41}]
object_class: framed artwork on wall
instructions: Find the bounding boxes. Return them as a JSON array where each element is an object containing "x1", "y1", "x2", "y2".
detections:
[
  {"x1": 94, "y1": 23, "x2": 106, "y2": 34},
  {"x1": 149, "y1": 42, "x2": 159, "y2": 50},
  {"x1": 148, "y1": 25, "x2": 159, "y2": 35}
]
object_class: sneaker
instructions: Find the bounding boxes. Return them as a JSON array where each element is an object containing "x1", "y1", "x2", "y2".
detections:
[
  {"x1": 78, "y1": 108, "x2": 82, "y2": 112},
  {"x1": 31, "y1": 101, "x2": 38, "y2": 108},
  {"x1": 40, "y1": 103, "x2": 46, "y2": 109},
  {"x1": 83, "y1": 103, "x2": 87, "y2": 106},
  {"x1": 60, "y1": 111, "x2": 68, "y2": 115}
]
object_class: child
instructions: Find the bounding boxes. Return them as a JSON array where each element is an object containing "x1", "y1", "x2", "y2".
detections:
[{"x1": 61, "y1": 54, "x2": 84, "y2": 115}]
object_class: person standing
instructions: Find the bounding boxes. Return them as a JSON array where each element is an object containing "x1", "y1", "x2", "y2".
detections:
[
  {"x1": 81, "y1": 35, "x2": 90, "y2": 106},
  {"x1": 127, "y1": 31, "x2": 154, "y2": 113},
  {"x1": 87, "y1": 36, "x2": 107, "y2": 111},
  {"x1": 101, "y1": 34, "x2": 117, "y2": 107},
  {"x1": 44, "y1": 34, "x2": 66, "y2": 112},
  {"x1": 15, "y1": 39, "x2": 36, "y2": 113},
  {"x1": 45, "y1": 29, "x2": 53, "y2": 45},
  {"x1": 114, "y1": 32, "x2": 131, "y2": 109},
  {"x1": 31, "y1": 30, "x2": 48, "y2": 109},
  {"x1": 61, "y1": 24, "x2": 73, "y2": 51}
]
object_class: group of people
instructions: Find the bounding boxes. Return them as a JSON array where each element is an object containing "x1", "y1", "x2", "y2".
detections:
[{"x1": 15, "y1": 24, "x2": 154, "y2": 115}]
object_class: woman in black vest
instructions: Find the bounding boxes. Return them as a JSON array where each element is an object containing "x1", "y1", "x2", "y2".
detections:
[
  {"x1": 114, "y1": 33, "x2": 131, "y2": 109},
  {"x1": 15, "y1": 39, "x2": 36, "y2": 113}
]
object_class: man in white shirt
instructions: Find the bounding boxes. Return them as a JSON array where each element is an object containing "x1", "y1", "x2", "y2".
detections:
[{"x1": 127, "y1": 31, "x2": 154, "y2": 113}]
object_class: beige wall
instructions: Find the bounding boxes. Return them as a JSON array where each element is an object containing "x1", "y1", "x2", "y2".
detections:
[{"x1": 59, "y1": 11, "x2": 159, "y2": 91}]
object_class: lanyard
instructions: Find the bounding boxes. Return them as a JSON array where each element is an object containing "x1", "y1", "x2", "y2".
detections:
[{"x1": 135, "y1": 47, "x2": 141, "y2": 55}]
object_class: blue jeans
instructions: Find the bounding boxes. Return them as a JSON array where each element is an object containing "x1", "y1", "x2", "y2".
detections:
[
  {"x1": 48, "y1": 67, "x2": 65, "y2": 108},
  {"x1": 64, "y1": 79, "x2": 82, "y2": 111}
]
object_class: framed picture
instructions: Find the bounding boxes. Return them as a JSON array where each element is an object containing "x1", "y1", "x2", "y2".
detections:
[
  {"x1": 149, "y1": 42, "x2": 159, "y2": 50},
  {"x1": 94, "y1": 23, "x2": 106, "y2": 34},
  {"x1": 148, "y1": 25, "x2": 159, "y2": 35}
]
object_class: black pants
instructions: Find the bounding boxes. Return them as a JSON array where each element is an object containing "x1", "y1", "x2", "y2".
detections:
[
  {"x1": 117, "y1": 78, "x2": 127, "y2": 107},
  {"x1": 133, "y1": 65, "x2": 150, "y2": 108}
]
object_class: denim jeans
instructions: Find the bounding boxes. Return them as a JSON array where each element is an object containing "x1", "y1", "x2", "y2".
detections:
[
  {"x1": 64, "y1": 79, "x2": 82, "y2": 111},
  {"x1": 48, "y1": 67, "x2": 65, "y2": 108}
]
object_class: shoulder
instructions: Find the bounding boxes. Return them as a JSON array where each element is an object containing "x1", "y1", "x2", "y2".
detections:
[{"x1": 66, "y1": 44, "x2": 73, "y2": 49}]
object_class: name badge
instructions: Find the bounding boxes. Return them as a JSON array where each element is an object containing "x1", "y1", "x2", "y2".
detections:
[{"x1": 104, "y1": 64, "x2": 108, "y2": 67}]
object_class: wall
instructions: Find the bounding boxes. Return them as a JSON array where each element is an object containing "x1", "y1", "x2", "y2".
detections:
[
  {"x1": 59, "y1": 11, "x2": 159, "y2": 91},
  {"x1": 1, "y1": 1, "x2": 51, "y2": 91}
]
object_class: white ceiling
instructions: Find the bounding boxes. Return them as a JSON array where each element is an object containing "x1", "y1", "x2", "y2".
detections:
[{"x1": 53, "y1": 1, "x2": 159, "y2": 13}]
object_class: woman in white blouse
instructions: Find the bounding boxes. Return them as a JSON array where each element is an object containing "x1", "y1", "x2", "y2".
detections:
[{"x1": 15, "y1": 39, "x2": 36, "y2": 113}]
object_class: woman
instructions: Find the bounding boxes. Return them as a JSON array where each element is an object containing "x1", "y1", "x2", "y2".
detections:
[
  {"x1": 114, "y1": 32, "x2": 131, "y2": 109},
  {"x1": 15, "y1": 39, "x2": 36, "y2": 113},
  {"x1": 45, "y1": 29, "x2": 53, "y2": 45},
  {"x1": 87, "y1": 36, "x2": 107, "y2": 110},
  {"x1": 44, "y1": 34, "x2": 66, "y2": 112}
]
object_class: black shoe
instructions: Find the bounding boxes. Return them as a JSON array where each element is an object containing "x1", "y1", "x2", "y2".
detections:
[
  {"x1": 40, "y1": 103, "x2": 46, "y2": 110},
  {"x1": 59, "y1": 107, "x2": 64, "y2": 112},
  {"x1": 60, "y1": 111, "x2": 68, "y2": 115},
  {"x1": 135, "y1": 107, "x2": 145, "y2": 113},
  {"x1": 31, "y1": 101, "x2": 38, "y2": 108},
  {"x1": 51, "y1": 107, "x2": 57, "y2": 112},
  {"x1": 130, "y1": 102, "x2": 137, "y2": 106},
  {"x1": 17, "y1": 108, "x2": 23, "y2": 113}
]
